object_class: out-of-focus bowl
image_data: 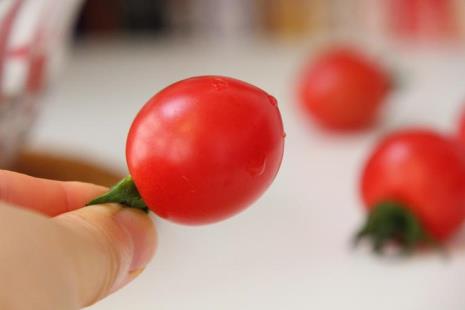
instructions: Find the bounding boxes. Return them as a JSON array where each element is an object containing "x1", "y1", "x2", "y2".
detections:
[{"x1": 0, "y1": 0, "x2": 83, "y2": 167}]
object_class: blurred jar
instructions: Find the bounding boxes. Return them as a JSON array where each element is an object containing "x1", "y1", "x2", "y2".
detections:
[
  {"x1": 0, "y1": 0, "x2": 82, "y2": 167},
  {"x1": 259, "y1": 0, "x2": 330, "y2": 40},
  {"x1": 167, "y1": 0, "x2": 258, "y2": 38}
]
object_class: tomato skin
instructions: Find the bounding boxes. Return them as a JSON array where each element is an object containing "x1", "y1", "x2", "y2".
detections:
[
  {"x1": 298, "y1": 48, "x2": 390, "y2": 130},
  {"x1": 361, "y1": 129, "x2": 465, "y2": 240},
  {"x1": 126, "y1": 76, "x2": 285, "y2": 225}
]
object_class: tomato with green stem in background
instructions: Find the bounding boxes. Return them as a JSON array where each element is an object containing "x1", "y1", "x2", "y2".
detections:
[
  {"x1": 357, "y1": 129, "x2": 465, "y2": 253},
  {"x1": 298, "y1": 48, "x2": 391, "y2": 131},
  {"x1": 89, "y1": 76, "x2": 285, "y2": 225}
]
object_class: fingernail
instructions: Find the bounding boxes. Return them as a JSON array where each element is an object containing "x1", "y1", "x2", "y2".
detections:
[
  {"x1": 112, "y1": 208, "x2": 156, "y2": 291},
  {"x1": 128, "y1": 268, "x2": 145, "y2": 279}
]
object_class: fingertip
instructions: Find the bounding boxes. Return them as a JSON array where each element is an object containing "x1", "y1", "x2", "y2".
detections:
[
  {"x1": 111, "y1": 208, "x2": 157, "y2": 292},
  {"x1": 114, "y1": 208, "x2": 157, "y2": 272},
  {"x1": 54, "y1": 204, "x2": 157, "y2": 306}
]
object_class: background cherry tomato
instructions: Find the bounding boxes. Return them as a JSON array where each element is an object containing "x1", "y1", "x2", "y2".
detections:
[
  {"x1": 298, "y1": 48, "x2": 390, "y2": 130},
  {"x1": 457, "y1": 106, "x2": 465, "y2": 145},
  {"x1": 361, "y1": 129, "x2": 465, "y2": 241},
  {"x1": 126, "y1": 76, "x2": 285, "y2": 225}
]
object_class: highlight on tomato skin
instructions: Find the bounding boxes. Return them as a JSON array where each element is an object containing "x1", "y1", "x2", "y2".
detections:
[
  {"x1": 357, "y1": 128, "x2": 465, "y2": 253},
  {"x1": 126, "y1": 75, "x2": 285, "y2": 225},
  {"x1": 298, "y1": 47, "x2": 391, "y2": 131}
]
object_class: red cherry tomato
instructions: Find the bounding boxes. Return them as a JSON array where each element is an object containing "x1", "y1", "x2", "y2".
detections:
[
  {"x1": 126, "y1": 76, "x2": 285, "y2": 225},
  {"x1": 359, "y1": 129, "x2": 465, "y2": 251},
  {"x1": 298, "y1": 48, "x2": 390, "y2": 130}
]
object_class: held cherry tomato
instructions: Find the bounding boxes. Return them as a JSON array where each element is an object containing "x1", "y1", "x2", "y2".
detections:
[
  {"x1": 358, "y1": 129, "x2": 465, "y2": 252},
  {"x1": 298, "y1": 48, "x2": 390, "y2": 130},
  {"x1": 124, "y1": 76, "x2": 285, "y2": 225}
]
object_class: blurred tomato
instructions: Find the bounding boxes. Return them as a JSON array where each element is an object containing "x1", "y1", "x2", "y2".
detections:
[
  {"x1": 359, "y1": 129, "x2": 465, "y2": 252},
  {"x1": 457, "y1": 106, "x2": 465, "y2": 145},
  {"x1": 298, "y1": 48, "x2": 390, "y2": 131}
]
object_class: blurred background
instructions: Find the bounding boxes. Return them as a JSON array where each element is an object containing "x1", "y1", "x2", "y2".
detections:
[
  {"x1": 3, "y1": 0, "x2": 465, "y2": 309},
  {"x1": 5, "y1": 0, "x2": 465, "y2": 180},
  {"x1": 74, "y1": 0, "x2": 465, "y2": 43}
]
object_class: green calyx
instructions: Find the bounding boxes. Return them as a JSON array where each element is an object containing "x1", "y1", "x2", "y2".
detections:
[
  {"x1": 355, "y1": 201, "x2": 434, "y2": 254},
  {"x1": 86, "y1": 175, "x2": 148, "y2": 213}
]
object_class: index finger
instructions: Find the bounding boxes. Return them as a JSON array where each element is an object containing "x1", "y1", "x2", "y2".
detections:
[{"x1": 0, "y1": 170, "x2": 107, "y2": 216}]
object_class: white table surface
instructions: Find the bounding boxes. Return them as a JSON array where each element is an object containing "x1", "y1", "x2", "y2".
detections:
[{"x1": 28, "y1": 37, "x2": 465, "y2": 310}]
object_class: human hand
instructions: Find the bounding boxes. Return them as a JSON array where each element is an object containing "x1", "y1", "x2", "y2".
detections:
[{"x1": 0, "y1": 170, "x2": 156, "y2": 309}]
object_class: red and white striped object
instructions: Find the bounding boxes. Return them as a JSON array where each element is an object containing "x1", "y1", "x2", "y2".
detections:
[
  {"x1": 1, "y1": 0, "x2": 83, "y2": 98},
  {"x1": 0, "y1": 0, "x2": 82, "y2": 167}
]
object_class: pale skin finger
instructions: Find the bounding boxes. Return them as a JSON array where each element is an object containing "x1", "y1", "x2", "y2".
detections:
[
  {"x1": 0, "y1": 175, "x2": 156, "y2": 309},
  {"x1": 54, "y1": 204, "x2": 157, "y2": 306},
  {"x1": 0, "y1": 170, "x2": 107, "y2": 216}
]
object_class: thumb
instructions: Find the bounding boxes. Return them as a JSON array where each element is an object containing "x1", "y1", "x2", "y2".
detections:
[{"x1": 54, "y1": 204, "x2": 157, "y2": 307}]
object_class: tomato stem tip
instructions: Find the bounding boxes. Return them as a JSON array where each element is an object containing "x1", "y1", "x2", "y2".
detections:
[
  {"x1": 86, "y1": 175, "x2": 149, "y2": 213},
  {"x1": 354, "y1": 202, "x2": 433, "y2": 254}
]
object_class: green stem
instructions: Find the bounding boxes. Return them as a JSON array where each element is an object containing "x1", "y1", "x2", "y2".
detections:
[
  {"x1": 86, "y1": 176, "x2": 148, "y2": 213},
  {"x1": 355, "y1": 201, "x2": 434, "y2": 254}
]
